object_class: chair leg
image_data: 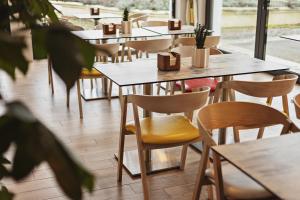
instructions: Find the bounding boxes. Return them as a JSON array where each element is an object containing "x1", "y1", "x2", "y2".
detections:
[
  {"x1": 165, "y1": 82, "x2": 170, "y2": 95},
  {"x1": 170, "y1": 81, "x2": 175, "y2": 95},
  {"x1": 66, "y1": 88, "x2": 70, "y2": 109},
  {"x1": 136, "y1": 146, "x2": 150, "y2": 200},
  {"x1": 117, "y1": 131, "x2": 125, "y2": 182},
  {"x1": 90, "y1": 79, "x2": 93, "y2": 89},
  {"x1": 121, "y1": 43, "x2": 125, "y2": 62},
  {"x1": 157, "y1": 83, "x2": 161, "y2": 95},
  {"x1": 132, "y1": 85, "x2": 136, "y2": 94},
  {"x1": 76, "y1": 80, "x2": 83, "y2": 119},
  {"x1": 180, "y1": 144, "x2": 188, "y2": 170},
  {"x1": 233, "y1": 127, "x2": 240, "y2": 143},
  {"x1": 257, "y1": 127, "x2": 265, "y2": 139},
  {"x1": 282, "y1": 95, "x2": 289, "y2": 116},
  {"x1": 108, "y1": 80, "x2": 113, "y2": 101},
  {"x1": 48, "y1": 59, "x2": 54, "y2": 95}
]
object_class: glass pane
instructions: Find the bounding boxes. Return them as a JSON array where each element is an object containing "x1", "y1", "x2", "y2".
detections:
[
  {"x1": 54, "y1": 0, "x2": 170, "y2": 29},
  {"x1": 220, "y1": 0, "x2": 258, "y2": 55},
  {"x1": 266, "y1": 0, "x2": 300, "y2": 73}
]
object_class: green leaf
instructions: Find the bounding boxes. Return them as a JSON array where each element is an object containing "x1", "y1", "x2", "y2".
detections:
[
  {"x1": 0, "y1": 186, "x2": 14, "y2": 200},
  {"x1": 0, "y1": 101, "x2": 95, "y2": 199},
  {"x1": 0, "y1": 33, "x2": 29, "y2": 79}
]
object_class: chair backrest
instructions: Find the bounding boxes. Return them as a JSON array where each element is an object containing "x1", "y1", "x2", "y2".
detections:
[
  {"x1": 204, "y1": 36, "x2": 220, "y2": 48},
  {"x1": 129, "y1": 87, "x2": 210, "y2": 114},
  {"x1": 129, "y1": 13, "x2": 147, "y2": 20},
  {"x1": 171, "y1": 46, "x2": 223, "y2": 58},
  {"x1": 173, "y1": 36, "x2": 220, "y2": 48},
  {"x1": 94, "y1": 43, "x2": 120, "y2": 57},
  {"x1": 126, "y1": 39, "x2": 172, "y2": 53},
  {"x1": 174, "y1": 37, "x2": 195, "y2": 46},
  {"x1": 294, "y1": 93, "x2": 300, "y2": 119},
  {"x1": 141, "y1": 20, "x2": 168, "y2": 27},
  {"x1": 214, "y1": 74, "x2": 298, "y2": 102},
  {"x1": 197, "y1": 101, "x2": 296, "y2": 146}
]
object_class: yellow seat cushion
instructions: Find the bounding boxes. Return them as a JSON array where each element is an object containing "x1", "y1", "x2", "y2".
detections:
[
  {"x1": 125, "y1": 116, "x2": 199, "y2": 144},
  {"x1": 81, "y1": 68, "x2": 102, "y2": 77}
]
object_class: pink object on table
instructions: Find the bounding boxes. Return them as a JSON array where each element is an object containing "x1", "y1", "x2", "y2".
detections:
[{"x1": 175, "y1": 78, "x2": 218, "y2": 92}]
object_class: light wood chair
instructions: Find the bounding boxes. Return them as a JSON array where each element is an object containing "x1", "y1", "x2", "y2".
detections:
[
  {"x1": 76, "y1": 43, "x2": 120, "y2": 119},
  {"x1": 117, "y1": 88, "x2": 210, "y2": 200},
  {"x1": 129, "y1": 13, "x2": 149, "y2": 28},
  {"x1": 125, "y1": 39, "x2": 172, "y2": 95},
  {"x1": 293, "y1": 93, "x2": 300, "y2": 119},
  {"x1": 193, "y1": 101, "x2": 300, "y2": 200},
  {"x1": 213, "y1": 74, "x2": 298, "y2": 142},
  {"x1": 125, "y1": 38, "x2": 172, "y2": 61},
  {"x1": 169, "y1": 47, "x2": 223, "y2": 101},
  {"x1": 141, "y1": 20, "x2": 168, "y2": 27},
  {"x1": 174, "y1": 36, "x2": 221, "y2": 48}
]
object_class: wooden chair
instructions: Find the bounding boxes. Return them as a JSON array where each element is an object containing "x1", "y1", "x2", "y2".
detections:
[
  {"x1": 129, "y1": 13, "x2": 149, "y2": 28},
  {"x1": 141, "y1": 20, "x2": 168, "y2": 27},
  {"x1": 213, "y1": 74, "x2": 298, "y2": 142},
  {"x1": 193, "y1": 101, "x2": 300, "y2": 200},
  {"x1": 169, "y1": 46, "x2": 223, "y2": 101},
  {"x1": 125, "y1": 38, "x2": 172, "y2": 60},
  {"x1": 293, "y1": 93, "x2": 300, "y2": 119},
  {"x1": 125, "y1": 39, "x2": 172, "y2": 95},
  {"x1": 118, "y1": 88, "x2": 210, "y2": 200},
  {"x1": 76, "y1": 43, "x2": 120, "y2": 118},
  {"x1": 174, "y1": 36, "x2": 221, "y2": 47}
]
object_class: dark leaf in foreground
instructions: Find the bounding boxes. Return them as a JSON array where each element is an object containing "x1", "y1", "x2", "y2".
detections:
[
  {"x1": 0, "y1": 33, "x2": 28, "y2": 79},
  {"x1": 45, "y1": 24, "x2": 96, "y2": 92},
  {"x1": 0, "y1": 101, "x2": 95, "y2": 199},
  {"x1": 0, "y1": 186, "x2": 14, "y2": 200}
]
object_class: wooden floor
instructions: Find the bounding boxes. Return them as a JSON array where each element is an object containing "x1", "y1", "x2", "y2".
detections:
[{"x1": 1, "y1": 59, "x2": 299, "y2": 200}]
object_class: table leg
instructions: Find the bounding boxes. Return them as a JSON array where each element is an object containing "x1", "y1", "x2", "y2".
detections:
[
  {"x1": 218, "y1": 75, "x2": 231, "y2": 145},
  {"x1": 190, "y1": 75, "x2": 231, "y2": 153}
]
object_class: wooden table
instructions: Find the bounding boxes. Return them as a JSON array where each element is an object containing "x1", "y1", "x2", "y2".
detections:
[
  {"x1": 73, "y1": 13, "x2": 122, "y2": 25},
  {"x1": 280, "y1": 35, "x2": 300, "y2": 42},
  {"x1": 72, "y1": 28, "x2": 161, "y2": 40},
  {"x1": 212, "y1": 133, "x2": 300, "y2": 200},
  {"x1": 94, "y1": 53, "x2": 289, "y2": 177},
  {"x1": 72, "y1": 28, "x2": 161, "y2": 101},
  {"x1": 143, "y1": 25, "x2": 195, "y2": 36}
]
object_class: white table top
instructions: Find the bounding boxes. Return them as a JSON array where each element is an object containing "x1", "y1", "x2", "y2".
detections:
[
  {"x1": 212, "y1": 133, "x2": 300, "y2": 200},
  {"x1": 72, "y1": 28, "x2": 160, "y2": 40},
  {"x1": 143, "y1": 25, "x2": 195, "y2": 35},
  {"x1": 94, "y1": 53, "x2": 289, "y2": 87},
  {"x1": 73, "y1": 13, "x2": 122, "y2": 19},
  {"x1": 281, "y1": 34, "x2": 300, "y2": 42}
]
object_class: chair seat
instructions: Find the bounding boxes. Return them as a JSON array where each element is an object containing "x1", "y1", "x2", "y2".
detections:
[
  {"x1": 175, "y1": 78, "x2": 218, "y2": 92},
  {"x1": 206, "y1": 162, "x2": 273, "y2": 200},
  {"x1": 81, "y1": 68, "x2": 102, "y2": 77},
  {"x1": 125, "y1": 116, "x2": 199, "y2": 144}
]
